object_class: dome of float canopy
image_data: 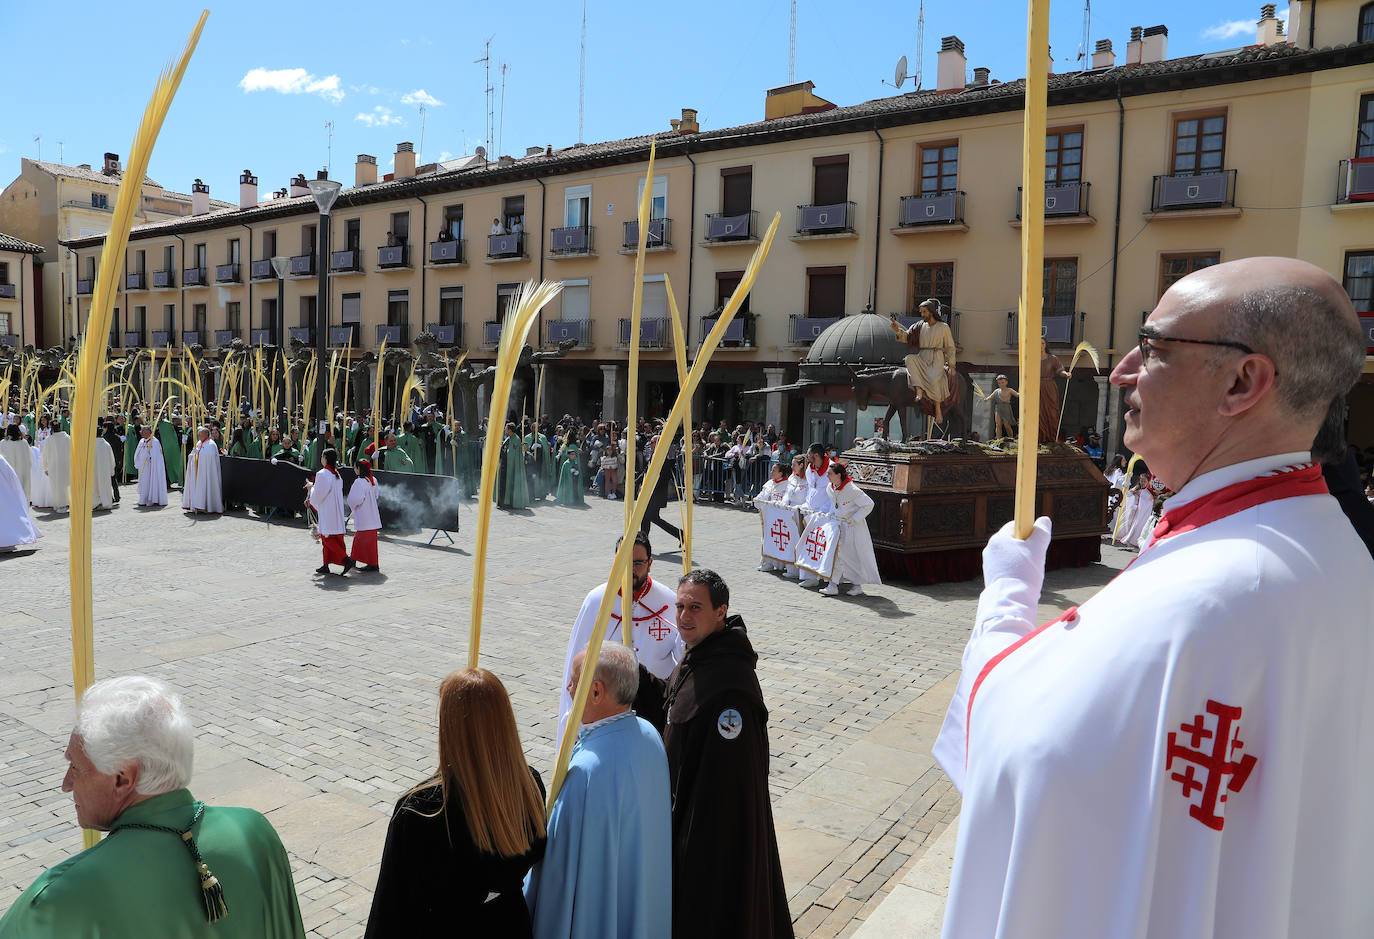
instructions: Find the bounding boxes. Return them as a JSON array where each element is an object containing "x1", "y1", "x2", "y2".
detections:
[{"x1": 798, "y1": 312, "x2": 910, "y2": 383}]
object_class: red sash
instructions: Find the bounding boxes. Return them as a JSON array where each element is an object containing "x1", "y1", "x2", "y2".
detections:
[{"x1": 1146, "y1": 462, "x2": 1326, "y2": 548}]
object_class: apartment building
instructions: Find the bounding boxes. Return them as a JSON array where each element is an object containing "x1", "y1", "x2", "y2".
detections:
[
  {"x1": 65, "y1": 1, "x2": 1374, "y2": 451},
  {"x1": 0, "y1": 232, "x2": 42, "y2": 348}
]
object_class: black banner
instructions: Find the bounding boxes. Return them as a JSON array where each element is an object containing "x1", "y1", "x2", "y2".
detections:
[{"x1": 220, "y1": 457, "x2": 461, "y2": 531}]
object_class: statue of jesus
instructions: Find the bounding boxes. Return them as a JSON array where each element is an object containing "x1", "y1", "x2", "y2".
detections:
[{"x1": 890, "y1": 299, "x2": 957, "y2": 426}]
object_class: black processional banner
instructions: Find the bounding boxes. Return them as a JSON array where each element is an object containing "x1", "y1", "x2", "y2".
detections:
[{"x1": 220, "y1": 457, "x2": 461, "y2": 531}]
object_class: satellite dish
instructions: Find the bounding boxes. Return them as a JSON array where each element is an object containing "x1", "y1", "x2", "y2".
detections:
[{"x1": 894, "y1": 55, "x2": 909, "y2": 88}]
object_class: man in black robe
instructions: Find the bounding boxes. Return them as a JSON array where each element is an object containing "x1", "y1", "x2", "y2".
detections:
[
  {"x1": 662, "y1": 569, "x2": 792, "y2": 939},
  {"x1": 102, "y1": 421, "x2": 124, "y2": 504}
]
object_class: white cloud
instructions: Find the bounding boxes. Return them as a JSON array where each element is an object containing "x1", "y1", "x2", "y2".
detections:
[
  {"x1": 239, "y1": 67, "x2": 344, "y2": 103},
  {"x1": 355, "y1": 106, "x2": 404, "y2": 128},
  {"x1": 437, "y1": 151, "x2": 454, "y2": 163},
  {"x1": 401, "y1": 89, "x2": 444, "y2": 108},
  {"x1": 1202, "y1": 6, "x2": 1286, "y2": 41}
]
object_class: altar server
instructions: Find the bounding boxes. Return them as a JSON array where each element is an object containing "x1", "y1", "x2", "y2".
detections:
[
  {"x1": 347, "y1": 458, "x2": 382, "y2": 572},
  {"x1": 39, "y1": 423, "x2": 71, "y2": 512},
  {"x1": 797, "y1": 444, "x2": 834, "y2": 588},
  {"x1": 821, "y1": 462, "x2": 880, "y2": 596},
  {"x1": 135, "y1": 426, "x2": 168, "y2": 506},
  {"x1": 753, "y1": 463, "x2": 791, "y2": 572},
  {"x1": 934, "y1": 257, "x2": 1374, "y2": 939},
  {"x1": 308, "y1": 448, "x2": 350, "y2": 576}
]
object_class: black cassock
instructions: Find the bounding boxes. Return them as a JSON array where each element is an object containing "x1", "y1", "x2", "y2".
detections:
[{"x1": 662, "y1": 616, "x2": 794, "y2": 939}]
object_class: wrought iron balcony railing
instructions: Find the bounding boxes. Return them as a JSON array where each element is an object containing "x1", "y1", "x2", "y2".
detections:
[
  {"x1": 429, "y1": 239, "x2": 465, "y2": 264},
  {"x1": 622, "y1": 218, "x2": 671, "y2": 249},
  {"x1": 704, "y1": 210, "x2": 758, "y2": 242},
  {"x1": 549, "y1": 226, "x2": 594, "y2": 256},
  {"x1": 214, "y1": 263, "x2": 240, "y2": 284},
  {"x1": 1016, "y1": 181, "x2": 1091, "y2": 219},
  {"x1": 289, "y1": 254, "x2": 314, "y2": 275},
  {"x1": 378, "y1": 245, "x2": 410, "y2": 268},
  {"x1": 795, "y1": 202, "x2": 856, "y2": 235},
  {"x1": 153, "y1": 270, "x2": 175, "y2": 288},
  {"x1": 1150, "y1": 170, "x2": 1236, "y2": 212},
  {"x1": 617, "y1": 317, "x2": 668, "y2": 350},
  {"x1": 125, "y1": 272, "x2": 146, "y2": 290},
  {"x1": 899, "y1": 191, "x2": 966, "y2": 227},
  {"x1": 183, "y1": 268, "x2": 207, "y2": 287}
]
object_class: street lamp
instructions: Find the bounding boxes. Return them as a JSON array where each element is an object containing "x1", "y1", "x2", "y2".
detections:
[
  {"x1": 307, "y1": 174, "x2": 342, "y2": 433},
  {"x1": 269, "y1": 255, "x2": 288, "y2": 348}
]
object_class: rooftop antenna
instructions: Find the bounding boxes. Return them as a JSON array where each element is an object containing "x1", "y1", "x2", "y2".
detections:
[
  {"x1": 788, "y1": 0, "x2": 797, "y2": 83},
  {"x1": 914, "y1": 0, "x2": 925, "y2": 90},
  {"x1": 33, "y1": 136, "x2": 40, "y2": 160},
  {"x1": 1078, "y1": 0, "x2": 1092, "y2": 70},
  {"x1": 578, "y1": 0, "x2": 587, "y2": 143},
  {"x1": 499, "y1": 63, "x2": 509, "y2": 156},
  {"x1": 475, "y1": 36, "x2": 495, "y2": 159},
  {"x1": 325, "y1": 121, "x2": 334, "y2": 175},
  {"x1": 418, "y1": 105, "x2": 427, "y2": 163},
  {"x1": 884, "y1": 54, "x2": 909, "y2": 89},
  {"x1": 58, "y1": 140, "x2": 64, "y2": 164}
]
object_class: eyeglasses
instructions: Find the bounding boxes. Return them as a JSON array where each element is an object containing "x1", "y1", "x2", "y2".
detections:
[
  {"x1": 631, "y1": 559, "x2": 650, "y2": 568},
  {"x1": 1137, "y1": 329, "x2": 1256, "y2": 365}
]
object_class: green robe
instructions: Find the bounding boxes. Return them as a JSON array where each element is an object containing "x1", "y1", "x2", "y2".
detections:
[
  {"x1": 0, "y1": 789, "x2": 305, "y2": 939},
  {"x1": 556, "y1": 445, "x2": 585, "y2": 506},
  {"x1": 496, "y1": 433, "x2": 529, "y2": 509},
  {"x1": 271, "y1": 443, "x2": 301, "y2": 463},
  {"x1": 229, "y1": 437, "x2": 263, "y2": 460},
  {"x1": 122, "y1": 423, "x2": 140, "y2": 480},
  {"x1": 58, "y1": 417, "x2": 72, "y2": 433},
  {"x1": 157, "y1": 420, "x2": 185, "y2": 486},
  {"x1": 378, "y1": 445, "x2": 414, "y2": 473},
  {"x1": 524, "y1": 433, "x2": 555, "y2": 497},
  {"x1": 22, "y1": 413, "x2": 36, "y2": 439},
  {"x1": 396, "y1": 431, "x2": 428, "y2": 475}
]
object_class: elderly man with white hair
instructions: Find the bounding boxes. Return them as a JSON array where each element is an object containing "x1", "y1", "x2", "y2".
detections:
[
  {"x1": 0, "y1": 676, "x2": 305, "y2": 938},
  {"x1": 182, "y1": 427, "x2": 223, "y2": 514}
]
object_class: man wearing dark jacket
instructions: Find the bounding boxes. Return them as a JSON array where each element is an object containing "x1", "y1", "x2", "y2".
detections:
[{"x1": 662, "y1": 569, "x2": 792, "y2": 939}]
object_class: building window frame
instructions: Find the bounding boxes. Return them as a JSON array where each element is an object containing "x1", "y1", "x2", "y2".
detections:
[
  {"x1": 1043, "y1": 258, "x2": 1078, "y2": 317},
  {"x1": 918, "y1": 140, "x2": 959, "y2": 195},
  {"x1": 1361, "y1": 1, "x2": 1374, "y2": 42},
  {"x1": 1170, "y1": 109, "x2": 1228, "y2": 175},
  {"x1": 1045, "y1": 126, "x2": 1083, "y2": 184},
  {"x1": 1157, "y1": 252, "x2": 1220, "y2": 300},
  {"x1": 1357, "y1": 93, "x2": 1374, "y2": 159},
  {"x1": 908, "y1": 261, "x2": 954, "y2": 314},
  {"x1": 1342, "y1": 249, "x2": 1374, "y2": 313}
]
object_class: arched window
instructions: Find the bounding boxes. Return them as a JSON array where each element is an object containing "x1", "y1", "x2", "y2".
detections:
[{"x1": 1361, "y1": 1, "x2": 1374, "y2": 42}]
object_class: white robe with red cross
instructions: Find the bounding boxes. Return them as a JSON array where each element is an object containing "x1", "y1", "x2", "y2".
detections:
[
  {"x1": 934, "y1": 452, "x2": 1374, "y2": 939},
  {"x1": 558, "y1": 576, "x2": 683, "y2": 745}
]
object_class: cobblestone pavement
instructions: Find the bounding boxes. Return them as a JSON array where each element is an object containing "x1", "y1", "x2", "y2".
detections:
[{"x1": 0, "y1": 490, "x2": 1125, "y2": 937}]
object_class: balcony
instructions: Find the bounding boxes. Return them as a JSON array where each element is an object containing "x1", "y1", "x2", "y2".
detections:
[
  {"x1": 0, "y1": 284, "x2": 15, "y2": 299},
  {"x1": 289, "y1": 254, "x2": 315, "y2": 276},
  {"x1": 430, "y1": 323, "x2": 459, "y2": 346},
  {"x1": 288, "y1": 327, "x2": 314, "y2": 344},
  {"x1": 616, "y1": 317, "x2": 669, "y2": 350},
  {"x1": 1149, "y1": 169, "x2": 1237, "y2": 214},
  {"x1": 183, "y1": 267, "x2": 207, "y2": 287},
  {"x1": 214, "y1": 263, "x2": 240, "y2": 284},
  {"x1": 214, "y1": 329, "x2": 238, "y2": 346},
  {"x1": 1360, "y1": 315, "x2": 1374, "y2": 354},
  {"x1": 543, "y1": 319, "x2": 592, "y2": 348},
  {"x1": 1016, "y1": 181, "x2": 1092, "y2": 220},
  {"x1": 250, "y1": 328, "x2": 274, "y2": 346},
  {"x1": 428, "y1": 239, "x2": 465, "y2": 265},
  {"x1": 250, "y1": 259, "x2": 276, "y2": 280},
  {"x1": 482, "y1": 320, "x2": 503, "y2": 347},
  {"x1": 376, "y1": 324, "x2": 409, "y2": 345},
  {"x1": 330, "y1": 325, "x2": 359, "y2": 347},
  {"x1": 703, "y1": 211, "x2": 758, "y2": 243},
  {"x1": 1005, "y1": 310, "x2": 1083, "y2": 348},
  {"x1": 794, "y1": 202, "x2": 856, "y2": 237},
  {"x1": 378, "y1": 245, "x2": 410, "y2": 269},
  {"x1": 125, "y1": 272, "x2": 146, "y2": 290},
  {"x1": 898, "y1": 191, "x2": 967, "y2": 229},
  {"x1": 77, "y1": 278, "x2": 94, "y2": 295},
  {"x1": 788, "y1": 314, "x2": 843, "y2": 346},
  {"x1": 153, "y1": 269, "x2": 175, "y2": 288},
  {"x1": 330, "y1": 250, "x2": 360, "y2": 272},
  {"x1": 487, "y1": 232, "x2": 525, "y2": 260},
  {"x1": 151, "y1": 330, "x2": 172, "y2": 347},
  {"x1": 123, "y1": 330, "x2": 145, "y2": 347},
  {"x1": 1338, "y1": 158, "x2": 1374, "y2": 204},
  {"x1": 700, "y1": 313, "x2": 752, "y2": 348},
  {"x1": 0, "y1": 334, "x2": 17, "y2": 349},
  {"x1": 549, "y1": 226, "x2": 594, "y2": 257},
  {"x1": 622, "y1": 218, "x2": 671, "y2": 250},
  {"x1": 181, "y1": 330, "x2": 201, "y2": 346}
]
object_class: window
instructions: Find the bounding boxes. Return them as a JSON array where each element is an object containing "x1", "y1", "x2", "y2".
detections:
[
  {"x1": 1362, "y1": 2, "x2": 1374, "y2": 42},
  {"x1": 1343, "y1": 250, "x2": 1374, "y2": 313},
  {"x1": 909, "y1": 262, "x2": 954, "y2": 313},
  {"x1": 301, "y1": 224, "x2": 317, "y2": 256},
  {"x1": 298, "y1": 296, "x2": 316, "y2": 328},
  {"x1": 1358, "y1": 93, "x2": 1374, "y2": 159},
  {"x1": 642, "y1": 276, "x2": 668, "y2": 319},
  {"x1": 920, "y1": 143, "x2": 959, "y2": 195},
  {"x1": 86, "y1": 257, "x2": 96, "y2": 280},
  {"x1": 162, "y1": 245, "x2": 174, "y2": 271},
  {"x1": 110, "y1": 308, "x2": 120, "y2": 344},
  {"x1": 194, "y1": 243, "x2": 206, "y2": 270},
  {"x1": 341, "y1": 293, "x2": 361, "y2": 325},
  {"x1": 806, "y1": 266, "x2": 847, "y2": 315},
  {"x1": 443, "y1": 205, "x2": 464, "y2": 240},
  {"x1": 1043, "y1": 259, "x2": 1078, "y2": 315},
  {"x1": 262, "y1": 230, "x2": 277, "y2": 259},
  {"x1": 1172, "y1": 113, "x2": 1226, "y2": 174},
  {"x1": 564, "y1": 185, "x2": 591, "y2": 227},
  {"x1": 90, "y1": 192, "x2": 108, "y2": 209},
  {"x1": 228, "y1": 239, "x2": 240, "y2": 265},
  {"x1": 439, "y1": 286, "x2": 463, "y2": 325},
  {"x1": 0, "y1": 313, "x2": 8, "y2": 335},
  {"x1": 715, "y1": 271, "x2": 749, "y2": 313},
  {"x1": 721, "y1": 167, "x2": 752, "y2": 216},
  {"x1": 496, "y1": 283, "x2": 520, "y2": 321},
  {"x1": 812, "y1": 156, "x2": 849, "y2": 205},
  {"x1": 502, "y1": 196, "x2": 525, "y2": 233},
  {"x1": 387, "y1": 289, "x2": 409, "y2": 326},
  {"x1": 133, "y1": 306, "x2": 146, "y2": 331},
  {"x1": 344, "y1": 219, "x2": 361, "y2": 253},
  {"x1": 0, "y1": 262, "x2": 9, "y2": 285},
  {"x1": 134, "y1": 249, "x2": 146, "y2": 274},
  {"x1": 1046, "y1": 129, "x2": 1082, "y2": 184},
  {"x1": 390, "y1": 211, "x2": 409, "y2": 245},
  {"x1": 193, "y1": 303, "x2": 207, "y2": 334},
  {"x1": 226, "y1": 301, "x2": 241, "y2": 332},
  {"x1": 163, "y1": 303, "x2": 175, "y2": 332},
  {"x1": 560, "y1": 279, "x2": 590, "y2": 320},
  {"x1": 635, "y1": 177, "x2": 668, "y2": 219},
  {"x1": 261, "y1": 298, "x2": 277, "y2": 331},
  {"x1": 1158, "y1": 253, "x2": 1220, "y2": 298}
]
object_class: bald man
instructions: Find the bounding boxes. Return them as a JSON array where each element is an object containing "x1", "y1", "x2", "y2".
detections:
[{"x1": 935, "y1": 258, "x2": 1374, "y2": 938}]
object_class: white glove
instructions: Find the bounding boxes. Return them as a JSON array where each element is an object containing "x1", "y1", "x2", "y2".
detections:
[{"x1": 974, "y1": 516, "x2": 1052, "y2": 640}]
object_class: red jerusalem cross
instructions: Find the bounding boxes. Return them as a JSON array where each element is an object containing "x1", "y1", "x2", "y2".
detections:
[
  {"x1": 804, "y1": 527, "x2": 828, "y2": 561},
  {"x1": 1165, "y1": 699, "x2": 1258, "y2": 831},
  {"x1": 770, "y1": 519, "x2": 792, "y2": 552}
]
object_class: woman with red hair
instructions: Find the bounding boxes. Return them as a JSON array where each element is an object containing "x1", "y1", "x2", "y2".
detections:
[{"x1": 347, "y1": 458, "x2": 382, "y2": 572}]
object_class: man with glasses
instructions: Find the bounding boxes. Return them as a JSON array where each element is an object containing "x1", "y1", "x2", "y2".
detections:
[
  {"x1": 935, "y1": 257, "x2": 1374, "y2": 938},
  {"x1": 557, "y1": 532, "x2": 682, "y2": 742}
]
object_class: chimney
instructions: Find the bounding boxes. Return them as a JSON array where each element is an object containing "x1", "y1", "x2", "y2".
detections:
[
  {"x1": 937, "y1": 36, "x2": 967, "y2": 93},
  {"x1": 191, "y1": 178, "x2": 210, "y2": 215},
  {"x1": 238, "y1": 169, "x2": 258, "y2": 209},
  {"x1": 969, "y1": 67, "x2": 991, "y2": 87},
  {"x1": 1257, "y1": 4, "x2": 1282, "y2": 45},
  {"x1": 1046, "y1": 45, "x2": 1055, "y2": 75},
  {"x1": 670, "y1": 118, "x2": 681, "y2": 133},
  {"x1": 355, "y1": 154, "x2": 378, "y2": 187},
  {"x1": 289, "y1": 173, "x2": 310, "y2": 198},
  {"x1": 271, "y1": 188, "x2": 287, "y2": 200},
  {"x1": 525, "y1": 145, "x2": 544, "y2": 157},
  {"x1": 1092, "y1": 39, "x2": 1116, "y2": 68},
  {"x1": 394, "y1": 142, "x2": 416, "y2": 179},
  {"x1": 1140, "y1": 24, "x2": 1168, "y2": 63},
  {"x1": 679, "y1": 108, "x2": 699, "y2": 134},
  {"x1": 102, "y1": 152, "x2": 121, "y2": 175},
  {"x1": 1126, "y1": 26, "x2": 1143, "y2": 65}
]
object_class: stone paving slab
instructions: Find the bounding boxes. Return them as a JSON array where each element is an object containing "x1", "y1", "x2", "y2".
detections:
[{"x1": 0, "y1": 491, "x2": 1125, "y2": 937}]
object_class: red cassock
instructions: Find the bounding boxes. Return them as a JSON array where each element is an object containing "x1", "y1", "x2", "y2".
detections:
[
  {"x1": 350, "y1": 529, "x2": 378, "y2": 566},
  {"x1": 320, "y1": 533, "x2": 347, "y2": 565}
]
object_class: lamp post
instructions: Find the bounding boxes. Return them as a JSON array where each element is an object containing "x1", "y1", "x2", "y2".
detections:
[
  {"x1": 307, "y1": 174, "x2": 342, "y2": 433},
  {"x1": 269, "y1": 255, "x2": 288, "y2": 348}
]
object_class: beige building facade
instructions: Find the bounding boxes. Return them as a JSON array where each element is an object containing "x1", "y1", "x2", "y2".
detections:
[
  {"x1": 65, "y1": 5, "x2": 1374, "y2": 454},
  {"x1": 0, "y1": 232, "x2": 42, "y2": 348}
]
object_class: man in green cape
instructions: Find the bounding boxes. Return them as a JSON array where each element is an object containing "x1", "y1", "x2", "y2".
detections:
[
  {"x1": 122, "y1": 412, "x2": 142, "y2": 482},
  {"x1": 496, "y1": 421, "x2": 530, "y2": 509},
  {"x1": 0, "y1": 676, "x2": 305, "y2": 939},
  {"x1": 376, "y1": 432, "x2": 414, "y2": 473},
  {"x1": 523, "y1": 423, "x2": 554, "y2": 501},
  {"x1": 157, "y1": 415, "x2": 185, "y2": 488},
  {"x1": 395, "y1": 421, "x2": 428, "y2": 474}
]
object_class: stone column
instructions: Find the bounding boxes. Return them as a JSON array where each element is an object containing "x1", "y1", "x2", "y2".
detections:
[
  {"x1": 600, "y1": 364, "x2": 621, "y2": 424},
  {"x1": 1094, "y1": 375, "x2": 1110, "y2": 435},
  {"x1": 366, "y1": 363, "x2": 379, "y2": 412},
  {"x1": 476, "y1": 382, "x2": 488, "y2": 419},
  {"x1": 970, "y1": 370, "x2": 999, "y2": 440},
  {"x1": 1105, "y1": 380, "x2": 1124, "y2": 462},
  {"x1": 762, "y1": 367, "x2": 787, "y2": 431}
]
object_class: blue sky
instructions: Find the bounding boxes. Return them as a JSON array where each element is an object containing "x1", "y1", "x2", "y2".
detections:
[{"x1": 1, "y1": 0, "x2": 1282, "y2": 199}]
